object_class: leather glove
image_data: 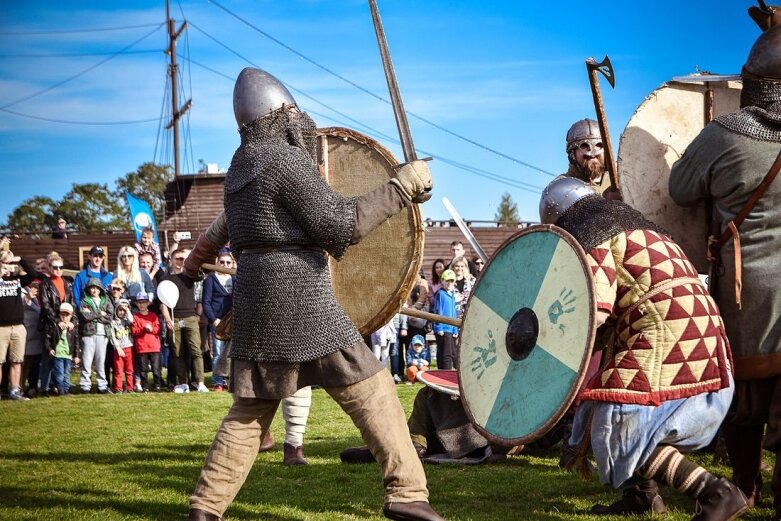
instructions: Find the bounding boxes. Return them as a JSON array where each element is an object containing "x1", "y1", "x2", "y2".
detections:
[
  {"x1": 602, "y1": 186, "x2": 623, "y2": 202},
  {"x1": 184, "y1": 233, "x2": 220, "y2": 279},
  {"x1": 389, "y1": 160, "x2": 433, "y2": 203}
]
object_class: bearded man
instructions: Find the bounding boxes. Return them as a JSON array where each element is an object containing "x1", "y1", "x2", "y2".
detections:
[
  {"x1": 669, "y1": 20, "x2": 781, "y2": 520},
  {"x1": 559, "y1": 118, "x2": 612, "y2": 194},
  {"x1": 183, "y1": 67, "x2": 444, "y2": 521},
  {"x1": 541, "y1": 178, "x2": 746, "y2": 521}
]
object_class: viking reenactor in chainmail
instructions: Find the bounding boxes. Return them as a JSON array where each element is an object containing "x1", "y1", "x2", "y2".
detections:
[
  {"x1": 670, "y1": 13, "x2": 781, "y2": 519},
  {"x1": 558, "y1": 119, "x2": 612, "y2": 195},
  {"x1": 541, "y1": 178, "x2": 745, "y2": 521},
  {"x1": 182, "y1": 67, "x2": 444, "y2": 521}
]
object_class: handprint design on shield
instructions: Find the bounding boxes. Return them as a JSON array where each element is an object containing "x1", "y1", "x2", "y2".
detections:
[
  {"x1": 547, "y1": 287, "x2": 576, "y2": 326},
  {"x1": 470, "y1": 329, "x2": 498, "y2": 380}
]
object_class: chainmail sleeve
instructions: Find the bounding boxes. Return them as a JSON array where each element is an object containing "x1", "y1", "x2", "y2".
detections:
[{"x1": 277, "y1": 150, "x2": 357, "y2": 260}]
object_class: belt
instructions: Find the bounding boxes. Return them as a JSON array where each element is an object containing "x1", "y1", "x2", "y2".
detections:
[{"x1": 240, "y1": 245, "x2": 324, "y2": 255}]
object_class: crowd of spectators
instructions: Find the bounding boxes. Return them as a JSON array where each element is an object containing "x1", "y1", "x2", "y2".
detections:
[
  {"x1": 371, "y1": 240, "x2": 482, "y2": 383},
  {"x1": 0, "y1": 227, "x2": 235, "y2": 399}
]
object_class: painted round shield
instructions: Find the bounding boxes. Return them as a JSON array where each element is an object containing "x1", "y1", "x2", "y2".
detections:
[
  {"x1": 317, "y1": 127, "x2": 424, "y2": 336},
  {"x1": 618, "y1": 79, "x2": 741, "y2": 273},
  {"x1": 417, "y1": 369, "x2": 460, "y2": 397},
  {"x1": 457, "y1": 225, "x2": 596, "y2": 446}
]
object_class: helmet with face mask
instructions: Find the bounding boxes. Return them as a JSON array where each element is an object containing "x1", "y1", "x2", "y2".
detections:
[{"x1": 565, "y1": 118, "x2": 603, "y2": 167}]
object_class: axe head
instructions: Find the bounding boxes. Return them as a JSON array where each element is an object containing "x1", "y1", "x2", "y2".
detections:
[{"x1": 586, "y1": 56, "x2": 616, "y2": 88}]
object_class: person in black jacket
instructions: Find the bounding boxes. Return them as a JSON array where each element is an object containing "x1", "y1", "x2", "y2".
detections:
[
  {"x1": 0, "y1": 238, "x2": 45, "y2": 400},
  {"x1": 38, "y1": 252, "x2": 77, "y2": 395}
]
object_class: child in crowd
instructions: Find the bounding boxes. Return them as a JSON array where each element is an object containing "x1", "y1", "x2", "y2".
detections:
[
  {"x1": 132, "y1": 291, "x2": 162, "y2": 391},
  {"x1": 405, "y1": 334, "x2": 430, "y2": 385},
  {"x1": 109, "y1": 299, "x2": 134, "y2": 393},
  {"x1": 432, "y1": 269, "x2": 458, "y2": 370},
  {"x1": 133, "y1": 226, "x2": 161, "y2": 279},
  {"x1": 48, "y1": 302, "x2": 79, "y2": 395},
  {"x1": 79, "y1": 278, "x2": 113, "y2": 394}
]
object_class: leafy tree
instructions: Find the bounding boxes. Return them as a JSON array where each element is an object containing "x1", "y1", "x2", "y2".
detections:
[
  {"x1": 57, "y1": 183, "x2": 125, "y2": 231},
  {"x1": 494, "y1": 192, "x2": 520, "y2": 227},
  {"x1": 115, "y1": 162, "x2": 172, "y2": 224},
  {"x1": 5, "y1": 196, "x2": 58, "y2": 232}
]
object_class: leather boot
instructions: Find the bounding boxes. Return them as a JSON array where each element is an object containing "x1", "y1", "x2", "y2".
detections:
[
  {"x1": 383, "y1": 501, "x2": 446, "y2": 521},
  {"x1": 187, "y1": 508, "x2": 222, "y2": 521},
  {"x1": 283, "y1": 442, "x2": 307, "y2": 465},
  {"x1": 340, "y1": 446, "x2": 375, "y2": 464},
  {"x1": 723, "y1": 422, "x2": 764, "y2": 507},
  {"x1": 591, "y1": 479, "x2": 667, "y2": 515},
  {"x1": 258, "y1": 430, "x2": 274, "y2": 453},
  {"x1": 692, "y1": 477, "x2": 748, "y2": 521}
]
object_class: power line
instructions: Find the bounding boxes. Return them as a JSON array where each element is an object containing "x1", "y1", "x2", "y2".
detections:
[
  {"x1": 0, "y1": 23, "x2": 165, "y2": 110},
  {"x1": 0, "y1": 107, "x2": 160, "y2": 125},
  {"x1": 0, "y1": 23, "x2": 163, "y2": 36},
  {"x1": 180, "y1": 54, "x2": 541, "y2": 194},
  {"x1": 0, "y1": 50, "x2": 162, "y2": 58},
  {"x1": 207, "y1": 0, "x2": 555, "y2": 178}
]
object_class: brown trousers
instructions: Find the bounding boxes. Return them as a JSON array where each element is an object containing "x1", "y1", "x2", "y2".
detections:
[{"x1": 190, "y1": 370, "x2": 428, "y2": 516}]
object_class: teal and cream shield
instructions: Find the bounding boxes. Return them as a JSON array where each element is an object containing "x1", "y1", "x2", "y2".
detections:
[{"x1": 458, "y1": 225, "x2": 596, "y2": 445}]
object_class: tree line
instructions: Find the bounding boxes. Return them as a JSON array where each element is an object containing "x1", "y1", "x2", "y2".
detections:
[{"x1": 2, "y1": 163, "x2": 170, "y2": 234}]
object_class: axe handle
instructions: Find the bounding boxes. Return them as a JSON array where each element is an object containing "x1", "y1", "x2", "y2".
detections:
[
  {"x1": 586, "y1": 65, "x2": 620, "y2": 191},
  {"x1": 401, "y1": 307, "x2": 462, "y2": 328},
  {"x1": 202, "y1": 263, "x2": 236, "y2": 276}
]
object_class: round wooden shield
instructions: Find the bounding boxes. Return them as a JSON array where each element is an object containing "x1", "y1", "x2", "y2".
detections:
[
  {"x1": 457, "y1": 225, "x2": 596, "y2": 446},
  {"x1": 618, "y1": 79, "x2": 741, "y2": 273},
  {"x1": 417, "y1": 369, "x2": 460, "y2": 397},
  {"x1": 317, "y1": 127, "x2": 424, "y2": 336}
]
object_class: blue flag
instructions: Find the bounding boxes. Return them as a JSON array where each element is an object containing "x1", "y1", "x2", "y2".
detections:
[{"x1": 126, "y1": 192, "x2": 159, "y2": 243}]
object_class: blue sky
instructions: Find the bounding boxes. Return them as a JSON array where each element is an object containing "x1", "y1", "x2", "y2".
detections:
[{"x1": 0, "y1": 1, "x2": 760, "y2": 226}]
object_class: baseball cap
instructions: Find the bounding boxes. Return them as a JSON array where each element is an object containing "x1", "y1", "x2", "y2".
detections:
[
  {"x1": 441, "y1": 269, "x2": 456, "y2": 282},
  {"x1": 59, "y1": 302, "x2": 74, "y2": 314},
  {"x1": 89, "y1": 246, "x2": 105, "y2": 256},
  {"x1": 135, "y1": 291, "x2": 150, "y2": 302},
  {"x1": 411, "y1": 334, "x2": 426, "y2": 346}
]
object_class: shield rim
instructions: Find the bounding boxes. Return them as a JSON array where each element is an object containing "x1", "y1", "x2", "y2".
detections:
[
  {"x1": 457, "y1": 224, "x2": 596, "y2": 446},
  {"x1": 317, "y1": 126, "x2": 425, "y2": 336}
]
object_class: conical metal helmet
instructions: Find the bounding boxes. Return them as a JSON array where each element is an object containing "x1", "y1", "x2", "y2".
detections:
[
  {"x1": 539, "y1": 177, "x2": 598, "y2": 225},
  {"x1": 743, "y1": 24, "x2": 781, "y2": 79},
  {"x1": 233, "y1": 67, "x2": 297, "y2": 128}
]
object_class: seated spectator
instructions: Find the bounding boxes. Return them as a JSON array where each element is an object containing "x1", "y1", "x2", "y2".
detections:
[
  {"x1": 405, "y1": 335, "x2": 430, "y2": 385},
  {"x1": 51, "y1": 218, "x2": 68, "y2": 239}
]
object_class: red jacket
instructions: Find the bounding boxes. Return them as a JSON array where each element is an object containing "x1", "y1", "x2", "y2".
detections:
[{"x1": 132, "y1": 311, "x2": 161, "y2": 354}]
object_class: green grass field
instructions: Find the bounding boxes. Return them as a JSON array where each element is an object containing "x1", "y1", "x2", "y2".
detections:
[{"x1": 0, "y1": 381, "x2": 775, "y2": 520}]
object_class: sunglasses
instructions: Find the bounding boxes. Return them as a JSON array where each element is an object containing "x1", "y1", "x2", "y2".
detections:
[
  {"x1": 92, "y1": 253, "x2": 104, "y2": 258},
  {"x1": 120, "y1": 254, "x2": 135, "y2": 259},
  {"x1": 51, "y1": 265, "x2": 64, "y2": 270},
  {"x1": 111, "y1": 287, "x2": 124, "y2": 292}
]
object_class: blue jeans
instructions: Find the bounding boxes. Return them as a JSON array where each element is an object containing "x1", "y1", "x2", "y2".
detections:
[
  {"x1": 53, "y1": 357, "x2": 72, "y2": 393},
  {"x1": 211, "y1": 333, "x2": 226, "y2": 386}
]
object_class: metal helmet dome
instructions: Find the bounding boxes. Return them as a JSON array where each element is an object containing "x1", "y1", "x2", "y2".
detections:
[
  {"x1": 232, "y1": 67, "x2": 297, "y2": 128},
  {"x1": 539, "y1": 177, "x2": 598, "y2": 225}
]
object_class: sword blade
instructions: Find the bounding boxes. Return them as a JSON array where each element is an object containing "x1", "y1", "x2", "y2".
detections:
[
  {"x1": 442, "y1": 197, "x2": 488, "y2": 263},
  {"x1": 369, "y1": 0, "x2": 417, "y2": 162}
]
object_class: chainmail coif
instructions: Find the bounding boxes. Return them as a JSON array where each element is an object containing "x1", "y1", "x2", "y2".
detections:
[
  {"x1": 224, "y1": 107, "x2": 363, "y2": 363},
  {"x1": 556, "y1": 195, "x2": 670, "y2": 252},
  {"x1": 714, "y1": 77, "x2": 781, "y2": 143}
]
